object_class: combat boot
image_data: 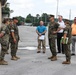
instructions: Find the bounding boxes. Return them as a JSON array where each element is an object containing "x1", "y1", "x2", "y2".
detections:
[
  {"x1": 0, "y1": 61, "x2": 2, "y2": 65},
  {"x1": 62, "y1": 60, "x2": 71, "y2": 64},
  {"x1": 0, "y1": 60, "x2": 8, "y2": 65},
  {"x1": 37, "y1": 51, "x2": 41, "y2": 53},
  {"x1": 48, "y1": 56, "x2": 54, "y2": 59},
  {"x1": 43, "y1": 51, "x2": 45, "y2": 53},
  {"x1": 15, "y1": 56, "x2": 20, "y2": 59},
  {"x1": 51, "y1": 56, "x2": 57, "y2": 61},
  {"x1": 11, "y1": 56, "x2": 17, "y2": 60}
]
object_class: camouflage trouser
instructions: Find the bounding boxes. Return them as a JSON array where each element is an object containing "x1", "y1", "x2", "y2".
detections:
[
  {"x1": 7, "y1": 43, "x2": 9, "y2": 50},
  {"x1": 37, "y1": 37, "x2": 46, "y2": 51},
  {"x1": 0, "y1": 41, "x2": 9, "y2": 60},
  {"x1": 63, "y1": 44, "x2": 71, "y2": 61},
  {"x1": 10, "y1": 40, "x2": 18, "y2": 57},
  {"x1": 49, "y1": 38, "x2": 57, "y2": 56}
]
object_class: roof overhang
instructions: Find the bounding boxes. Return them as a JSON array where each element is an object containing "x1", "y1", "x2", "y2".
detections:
[{"x1": 0, "y1": 0, "x2": 7, "y2": 6}]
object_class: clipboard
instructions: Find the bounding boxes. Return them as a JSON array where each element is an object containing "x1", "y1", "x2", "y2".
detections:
[{"x1": 39, "y1": 35, "x2": 45, "y2": 40}]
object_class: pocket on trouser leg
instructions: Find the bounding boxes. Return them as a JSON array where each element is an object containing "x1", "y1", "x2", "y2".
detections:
[
  {"x1": 1, "y1": 46, "x2": 8, "y2": 52},
  {"x1": 1, "y1": 41, "x2": 8, "y2": 52}
]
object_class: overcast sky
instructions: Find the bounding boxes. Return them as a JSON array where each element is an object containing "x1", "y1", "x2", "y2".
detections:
[{"x1": 8, "y1": 0, "x2": 76, "y2": 19}]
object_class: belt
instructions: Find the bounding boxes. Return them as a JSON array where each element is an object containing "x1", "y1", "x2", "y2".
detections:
[
  {"x1": 72, "y1": 35, "x2": 76, "y2": 36},
  {"x1": 57, "y1": 33, "x2": 63, "y2": 34}
]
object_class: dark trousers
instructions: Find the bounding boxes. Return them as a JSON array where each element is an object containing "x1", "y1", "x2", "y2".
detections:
[{"x1": 57, "y1": 33, "x2": 64, "y2": 53}]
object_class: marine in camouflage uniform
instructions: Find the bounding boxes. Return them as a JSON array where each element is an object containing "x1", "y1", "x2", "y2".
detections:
[
  {"x1": 48, "y1": 15, "x2": 59, "y2": 61},
  {"x1": 62, "y1": 19, "x2": 71, "y2": 64},
  {"x1": 5, "y1": 20, "x2": 12, "y2": 55},
  {"x1": 9, "y1": 18, "x2": 20, "y2": 60},
  {"x1": 0, "y1": 19, "x2": 10, "y2": 65}
]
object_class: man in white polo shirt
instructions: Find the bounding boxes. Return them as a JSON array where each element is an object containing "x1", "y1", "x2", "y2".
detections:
[{"x1": 57, "y1": 15, "x2": 66, "y2": 53}]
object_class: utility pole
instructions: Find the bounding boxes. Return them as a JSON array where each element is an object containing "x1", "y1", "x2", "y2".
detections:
[
  {"x1": 41, "y1": 15, "x2": 42, "y2": 21},
  {"x1": 36, "y1": 14, "x2": 40, "y2": 23},
  {"x1": 69, "y1": 9, "x2": 71, "y2": 20},
  {"x1": 56, "y1": 0, "x2": 59, "y2": 18},
  {"x1": 45, "y1": 15, "x2": 46, "y2": 24}
]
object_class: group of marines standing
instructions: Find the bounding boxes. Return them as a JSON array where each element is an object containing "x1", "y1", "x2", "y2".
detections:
[{"x1": 0, "y1": 17, "x2": 20, "y2": 65}]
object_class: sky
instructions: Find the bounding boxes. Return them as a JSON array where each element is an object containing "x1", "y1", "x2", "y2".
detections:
[{"x1": 7, "y1": 0, "x2": 76, "y2": 19}]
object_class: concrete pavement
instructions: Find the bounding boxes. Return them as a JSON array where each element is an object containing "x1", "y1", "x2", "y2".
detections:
[{"x1": 0, "y1": 26, "x2": 76, "y2": 75}]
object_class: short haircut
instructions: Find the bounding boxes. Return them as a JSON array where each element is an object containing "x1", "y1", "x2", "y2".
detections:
[
  {"x1": 2, "y1": 18, "x2": 9, "y2": 24},
  {"x1": 58, "y1": 15, "x2": 63, "y2": 18},
  {"x1": 12, "y1": 17, "x2": 18, "y2": 20},
  {"x1": 64, "y1": 19, "x2": 70, "y2": 24}
]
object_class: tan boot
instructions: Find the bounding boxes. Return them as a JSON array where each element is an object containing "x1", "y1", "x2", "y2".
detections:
[
  {"x1": 11, "y1": 56, "x2": 17, "y2": 60},
  {"x1": 51, "y1": 56, "x2": 57, "y2": 61},
  {"x1": 48, "y1": 56, "x2": 54, "y2": 59},
  {"x1": 43, "y1": 51, "x2": 45, "y2": 53},
  {"x1": 37, "y1": 51, "x2": 41, "y2": 53},
  {"x1": 0, "y1": 61, "x2": 2, "y2": 65},
  {"x1": 62, "y1": 60, "x2": 71, "y2": 64},
  {"x1": 15, "y1": 56, "x2": 20, "y2": 59},
  {"x1": 0, "y1": 60, "x2": 8, "y2": 65}
]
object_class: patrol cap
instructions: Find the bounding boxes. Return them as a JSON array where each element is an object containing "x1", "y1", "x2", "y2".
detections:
[
  {"x1": 48, "y1": 15, "x2": 54, "y2": 18},
  {"x1": 64, "y1": 19, "x2": 70, "y2": 24},
  {"x1": 64, "y1": 19, "x2": 69, "y2": 22}
]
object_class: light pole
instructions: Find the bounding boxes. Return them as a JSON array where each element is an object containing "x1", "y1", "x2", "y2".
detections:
[
  {"x1": 45, "y1": 14, "x2": 46, "y2": 24},
  {"x1": 40, "y1": 11, "x2": 42, "y2": 21},
  {"x1": 69, "y1": 9, "x2": 71, "y2": 20},
  {"x1": 36, "y1": 14, "x2": 40, "y2": 23},
  {"x1": 56, "y1": 0, "x2": 59, "y2": 18}
]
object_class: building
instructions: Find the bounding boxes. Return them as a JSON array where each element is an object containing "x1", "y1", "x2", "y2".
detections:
[{"x1": 0, "y1": 0, "x2": 7, "y2": 26}]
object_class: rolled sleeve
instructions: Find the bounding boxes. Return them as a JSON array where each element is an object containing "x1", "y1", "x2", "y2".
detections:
[
  {"x1": 11, "y1": 29, "x2": 14, "y2": 32},
  {"x1": 1, "y1": 31, "x2": 5, "y2": 34}
]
